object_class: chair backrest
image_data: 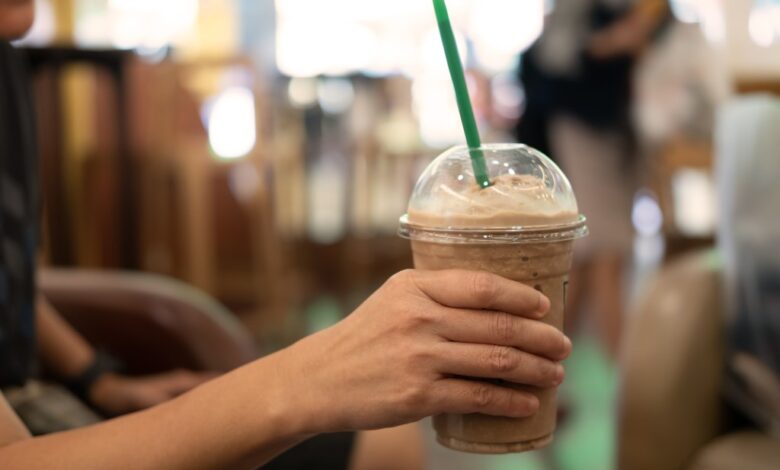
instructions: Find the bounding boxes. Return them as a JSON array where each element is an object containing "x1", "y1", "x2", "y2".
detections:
[
  {"x1": 617, "y1": 251, "x2": 726, "y2": 470},
  {"x1": 40, "y1": 268, "x2": 258, "y2": 375},
  {"x1": 716, "y1": 95, "x2": 780, "y2": 382}
]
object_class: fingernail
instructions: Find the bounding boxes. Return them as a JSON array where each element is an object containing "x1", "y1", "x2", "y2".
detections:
[
  {"x1": 554, "y1": 365, "x2": 565, "y2": 385},
  {"x1": 536, "y1": 294, "x2": 551, "y2": 316},
  {"x1": 558, "y1": 335, "x2": 573, "y2": 360},
  {"x1": 528, "y1": 396, "x2": 540, "y2": 412}
]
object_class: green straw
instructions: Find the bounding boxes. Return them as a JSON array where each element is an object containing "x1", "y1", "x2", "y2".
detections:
[{"x1": 432, "y1": 0, "x2": 491, "y2": 188}]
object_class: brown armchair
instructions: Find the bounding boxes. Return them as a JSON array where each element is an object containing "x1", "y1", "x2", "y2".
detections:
[
  {"x1": 39, "y1": 268, "x2": 258, "y2": 375},
  {"x1": 618, "y1": 252, "x2": 780, "y2": 470}
]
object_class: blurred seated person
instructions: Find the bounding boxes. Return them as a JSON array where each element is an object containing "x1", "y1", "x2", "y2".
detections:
[
  {"x1": 0, "y1": 0, "x2": 211, "y2": 435},
  {"x1": 4, "y1": 295, "x2": 213, "y2": 431},
  {"x1": 0, "y1": 2, "x2": 572, "y2": 469}
]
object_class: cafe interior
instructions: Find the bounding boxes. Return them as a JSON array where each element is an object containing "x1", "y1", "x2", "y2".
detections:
[{"x1": 5, "y1": 0, "x2": 780, "y2": 469}]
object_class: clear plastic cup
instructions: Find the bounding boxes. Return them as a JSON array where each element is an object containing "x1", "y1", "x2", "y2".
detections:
[{"x1": 400, "y1": 144, "x2": 587, "y2": 453}]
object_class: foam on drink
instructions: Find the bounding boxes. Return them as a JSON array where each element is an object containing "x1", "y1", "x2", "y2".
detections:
[{"x1": 408, "y1": 173, "x2": 579, "y2": 228}]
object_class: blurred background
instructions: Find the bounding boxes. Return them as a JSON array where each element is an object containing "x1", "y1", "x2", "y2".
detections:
[{"x1": 12, "y1": 1, "x2": 780, "y2": 469}]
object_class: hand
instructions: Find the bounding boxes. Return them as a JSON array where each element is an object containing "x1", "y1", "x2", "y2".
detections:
[
  {"x1": 279, "y1": 269, "x2": 572, "y2": 434},
  {"x1": 587, "y1": 13, "x2": 655, "y2": 59},
  {"x1": 89, "y1": 370, "x2": 216, "y2": 416}
]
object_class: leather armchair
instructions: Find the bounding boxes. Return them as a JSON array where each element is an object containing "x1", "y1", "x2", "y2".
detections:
[
  {"x1": 618, "y1": 252, "x2": 780, "y2": 470},
  {"x1": 39, "y1": 268, "x2": 258, "y2": 375}
]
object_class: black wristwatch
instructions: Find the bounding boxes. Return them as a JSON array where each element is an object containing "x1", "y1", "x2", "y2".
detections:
[{"x1": 61, "y1": 351, "x2": 123, "y2": 404}]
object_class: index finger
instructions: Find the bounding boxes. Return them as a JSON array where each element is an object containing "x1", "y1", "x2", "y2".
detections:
[{"x1": 411, "y1": 269, "x2": 550, "y2": 319}]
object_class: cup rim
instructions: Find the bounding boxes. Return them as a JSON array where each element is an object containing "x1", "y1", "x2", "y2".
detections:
[{"x1": 398, "y1": 214, "x2": 589, "y2": 244}]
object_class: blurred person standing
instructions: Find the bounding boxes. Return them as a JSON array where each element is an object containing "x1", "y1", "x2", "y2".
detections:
[{"x1": 516, "y1": 0, "x2": 670, "y2": 358}]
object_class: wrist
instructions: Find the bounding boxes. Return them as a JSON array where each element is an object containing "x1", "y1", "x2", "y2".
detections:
[
  {"x1": 257, "y1": 346, "x2": 325, "y2": 438},
  {"x1": 252, "y1": 334, "x2": 351, "y2": 438},
  {"x1": 60, "y1": 352, "x2": 122, "y2": 406},
  {"x1": 87, "y1": 373, "x2": 124, "y2": 411}
]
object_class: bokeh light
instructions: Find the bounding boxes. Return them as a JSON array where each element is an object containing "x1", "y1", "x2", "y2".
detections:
[
  {"x1": 206, "y1": 87, "x2": 257, "y2": 160},
  {"x1": 672, "y1": 168, "x2": 717, "y2": 237},
  {"x1": 632, "y1": 191, "x2": 664, "y2": 237},
  {"x1": 75, "y1": 0, "x2": 199, "y2": 49},
  {"x1": 749, "y1": 1, "x2": 780, "y2": 47},
  {"x1": 669, "y1": 0, "x2": 726, "y2": 43},
  {"x1": 274, "y1": 0, "x2": 543, "y2": 77}
]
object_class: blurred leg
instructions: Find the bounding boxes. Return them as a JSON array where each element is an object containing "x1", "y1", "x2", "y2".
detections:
[
  {"x1": 550, "y1": 116, "x2": 634, "y2": 362},
  {"x1": 349, "y1": 423, "x2": 425, "y2": 470},
  {"x1": 590, "y1": 254, "x2": 625, "y2": 359},
  {"x1": 564, "y1": 260, "x2": 589, "y2": 336}
]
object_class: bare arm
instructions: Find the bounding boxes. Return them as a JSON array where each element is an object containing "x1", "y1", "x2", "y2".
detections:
[
  {"x1": 36, "y1": 296, "x2": 94, "y2": 377},
  {"x1": 0, "y1": 269, "x2": 570, "y2": 469},
  {"x1": 36, "y1": 296, "x2": 211, "y2": 415},
  {"x1": 588, "y1": 0, "x2": 670, "y2": 59},
  {"x1": 0, "y1": 352, "x2": 307, "y2": 469}
]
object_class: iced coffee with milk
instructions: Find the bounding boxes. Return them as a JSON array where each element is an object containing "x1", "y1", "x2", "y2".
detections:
[{"x1": 400, "y1": 143, "x2": 587, "y2": 454}]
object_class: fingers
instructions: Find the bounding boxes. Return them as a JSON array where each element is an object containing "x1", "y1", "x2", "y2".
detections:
[
  {"x1": 435, "y1": 308, "x2": 571, "y2": 361},
  {"x1": 433, "y1": 343, "x2": 564, "y2": 389},
  {"x1": 429, "y1": 378, "x2": 540, "y2": 418},
  {"x1": 163, "y1": 371, "x2": 213, "y2": 395},
  {"x1": 140, "y1": 370, "x2": 213, "y2": 397},
  {"x1": 411, "y1": 270, "x2": 550, "y2": 319}
]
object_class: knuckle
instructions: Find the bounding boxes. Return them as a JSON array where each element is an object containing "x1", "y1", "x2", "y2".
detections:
[
  {"x1": 406, "y1": 344, "x2": 436, "y2": 369},
  {"x1": 470, "y1": 271, "x2": 498, "y2": 305},
  {"x1": 488, "y1": 346, "x2": 517, "y2": 374},
  {"x1": 404, "y1": 306, "x2": 439, "y2": 329},
  {"x1": 491, "y1": 313, "x2": 516, "y2": 343},
  {"x1": 472, "y1": 384, "x2": 495, "y2": 408},
  {"x1": 400, "y1": 381, "x2": 428, "y2": 410},
  {"x1": 387, "y1": 269, "x2": 414, "y2": 288},
  {"x1": 512, "y1": 393, "x2": 538, "y2": 416}
]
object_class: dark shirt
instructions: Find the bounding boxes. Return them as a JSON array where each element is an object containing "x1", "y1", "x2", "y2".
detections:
[
  {"x1": 0, "y1": 41, "x2": 38, "y2": 387},
  {"x1": 521, "y1": 4, "x2": 635, "y2": 130}
]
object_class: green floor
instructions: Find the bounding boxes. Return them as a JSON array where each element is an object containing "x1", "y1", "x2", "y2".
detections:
[
  {"x1": 552, "y1": 334, "x2": 617, "y2": 470},
  {"x1": 304, "y1": 297, "x2": 618, "y2": 470}
]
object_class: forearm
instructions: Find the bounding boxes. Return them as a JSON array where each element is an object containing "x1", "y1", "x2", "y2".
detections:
[
  {"x1": 630, "y1": 0, "x2": 670, "y2": 36},
  {"x1": 0, "y1": 351, "x2": 311, "y2": 470},
  {"x1": 36, "y1": 296, "x2": 94, "y2": 377},
  {"x1": 587, "y1": 0, "x2": 671, "y2": 58}
]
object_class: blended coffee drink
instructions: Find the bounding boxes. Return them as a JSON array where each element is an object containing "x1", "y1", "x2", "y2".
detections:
[{"x1": 400, "y1": 144, "x2": 587, "y2": 454}]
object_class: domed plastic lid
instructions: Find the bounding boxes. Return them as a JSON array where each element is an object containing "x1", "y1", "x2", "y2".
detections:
[{"x1": 399, "y1": 144, "x2": 587, "y2": 243}]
